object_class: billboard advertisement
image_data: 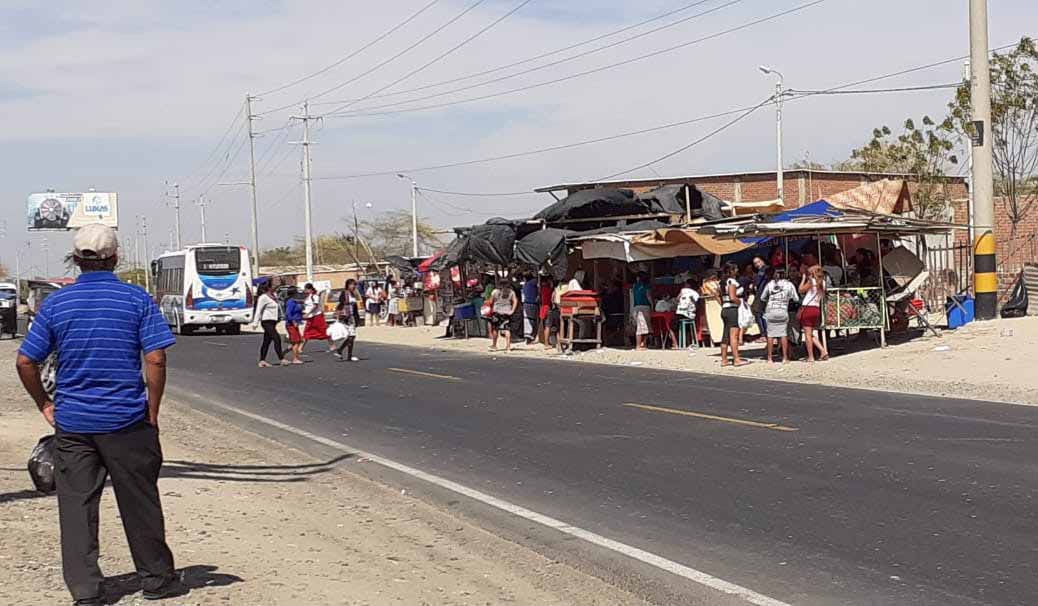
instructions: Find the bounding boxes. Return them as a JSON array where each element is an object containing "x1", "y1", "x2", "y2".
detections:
[{"x1": 26, "y1": 192, "x2": 119, "y2": 231}]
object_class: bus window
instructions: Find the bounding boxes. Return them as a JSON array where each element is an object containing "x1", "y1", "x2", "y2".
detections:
[{"x1": 195, "y1": 247, "x2": 241, "y2": 275}]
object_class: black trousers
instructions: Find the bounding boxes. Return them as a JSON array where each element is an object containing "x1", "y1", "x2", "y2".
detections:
[
  {"x1": 55, "y1": 421, "x2": 175, "y2": 601},
  {"x1": 259, "y1": 320, "x2": 284, "y2": 361}
]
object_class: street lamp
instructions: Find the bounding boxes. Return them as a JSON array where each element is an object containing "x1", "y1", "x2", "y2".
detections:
[
  {"x1": 397, "y1": 173, "x2": 419, "y2": 258},
  {"x1": 759, "y1": 65, "x2": 785, "y2": 205}
]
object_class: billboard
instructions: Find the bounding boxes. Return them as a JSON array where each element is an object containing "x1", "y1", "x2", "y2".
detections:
[{"x1": 26, "y1": 192, "x2": 119, "y2": 231}]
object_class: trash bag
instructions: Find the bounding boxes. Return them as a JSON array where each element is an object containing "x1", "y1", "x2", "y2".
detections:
[
  {"x1": 28, "y1": 435, "x2": 56, "y2": 494},
  {"x1": 1001, "y1": 273, "x2": 1028, "y2": 318}
]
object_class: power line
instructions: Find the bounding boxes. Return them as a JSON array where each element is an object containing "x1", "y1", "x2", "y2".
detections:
[
  {"x1": 418, "y1": 186, "x2": 537, "y2": 197},
  {"x1": 182, "y1": 120, "x2": 250, "y2": 198},
  {"x1": 787, "y1": 82, "x2": 961, "y2": 96},
  {"x1": 323, "y1": 0, "x2": 535, "y2": 117},
  {"x1": 308, "y1": 0, "x2": 721, "y2": 108},
  {"x1": 313, "y1": 104, "x2": 762, "y2": 180},
  {"x1": 598, "y1": 97, "x2": 772, "y2": 180},
  {"x1": 257, "y1": 0, "x2": 491, "y2": 117},
  {"x1": 326, "y1": 0, "x2": 826, "y2": 119},
  {"x1": 328, "y1": 0, "x2": 745, "y2": 117},
  {"x1": 255, "y1": 0, "x2": 442, "y2": 97},
  {"x1": 196, "y1": 135, "x2": 251, "y2": 198},
  {"x1": 307, "y1": 42, "x2": 1019, "y2": 183},
  {"x1": 178, "y1": 105, "x2": 246, "y2": 189}
]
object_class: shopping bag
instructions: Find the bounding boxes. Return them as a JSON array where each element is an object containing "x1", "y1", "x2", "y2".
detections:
[
  {"x1": 327, "y1": 321, "x2": 349, "y2": 342},
  {"x1": 737, "y1": 301, "x2": 755, "y2": 329},
  {"x1": 27, "y1": 435, "x2": 56, "y2": 494},
  {"x1": 480, "y1": 302, "x2": 493, "y2": 318}
]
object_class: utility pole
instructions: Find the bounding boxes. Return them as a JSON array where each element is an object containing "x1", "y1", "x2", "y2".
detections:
[
  {"x1": 291, "y1": 101, "x2": 317, "y2": 282},
  {"x1": 196, "y1": 196, "x2": 208, "y2": 243},
  {"x1": 969, "y1": 0, "x2": 996, "y2": 320},
  {"x1": 168, "y1": 229, "x2": 174, "y2": 252},
  {"x1": 165, "y1": 181, "x2": 182, "y2": 249},
  {"x1": 245, "y1": 94, "x2": 261, "y2": 277},
  {"x1": 352, "y1": 201, "x2": 361, "y2": 263},
  {"x1": 398, "y1": 174, "x2": 419, "y2": 257},
  {"x1": 141, "y1": 216, "x2": 151, "y2": 293},
  {"x1": 759, "y1": 66, "x2": 785, "y2": 205}
]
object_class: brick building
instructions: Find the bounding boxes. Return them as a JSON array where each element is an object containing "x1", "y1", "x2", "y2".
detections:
[{"x1": 536, "y1": 169, "x2": 969, "y2": 211}]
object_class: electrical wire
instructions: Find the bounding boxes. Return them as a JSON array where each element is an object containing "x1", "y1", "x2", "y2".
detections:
[
  {"x1": 255, "y1": 0, "x2": 442, "y2": 97},
  {"x1": 257, "y1": 0, "x2": 491, "y2": 117},
  {"x1": 324, "y1": 0, "x2": 827, "y2": 119},
  {"x1": 181, "y1": 120, "x2": 250, "y2": 198},
  {"x1": 196, "y1": 136, "x2": 251, "y2": 198},
  {"x1": 418, "y1": 186, "x2": 536, "y2": 197},
  {"x1": 323, "y1": 0, "x2": 535, "y2": 117},
  {"x1": 308, "y1": 0, "x2": 720, "y2": 108},
  {"x1": 312, "y1": 104, "x2": 762, "y2": 180},
  {"x1": 177, "y1": 104, "x2": 246, "y2": 189},
  {"x1": 598, "y1": 96, "x2": 772, "y2": 180},
  {"x1": 787, "y1": 82, "x2": 961, "y2": 96},
  {"x1": 327, "y1": 0, "x2": 745, "y2": 117}
]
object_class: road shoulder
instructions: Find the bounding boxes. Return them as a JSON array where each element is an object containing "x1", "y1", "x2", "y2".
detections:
[{"x1": 0, "y1": 343, "x2": 650, "y2": 606}]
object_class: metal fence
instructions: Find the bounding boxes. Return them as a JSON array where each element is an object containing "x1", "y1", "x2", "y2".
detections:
[
  {"x1": 920, "y1": 241, "x2": 972, "y2": 315},
  {"x1": 824, "y1": 287, "x2": 886, "y2": 330}
]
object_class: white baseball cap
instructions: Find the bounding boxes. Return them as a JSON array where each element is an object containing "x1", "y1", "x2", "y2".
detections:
[{"x1": 73, "y1": 223, "x2": 119, "y2": 260}]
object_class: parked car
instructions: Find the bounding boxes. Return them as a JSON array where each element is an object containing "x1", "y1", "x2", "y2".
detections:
[
  {"x1": 324, "y1": 289, "x2": 344, "y2": 320},
  {"x1": 0, "y1": 282, "x2": 17, "y2": 338}
]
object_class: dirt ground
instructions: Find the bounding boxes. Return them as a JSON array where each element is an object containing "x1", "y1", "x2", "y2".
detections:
[
  {"x1": 0, "y1": 341, "x2": 649, "y2": 606},
  {"x1": 358, "y1": 315, "x2": 1038, "y2": 406}
]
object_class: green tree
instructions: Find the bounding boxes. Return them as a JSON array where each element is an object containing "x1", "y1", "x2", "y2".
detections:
[
  {"x1": 949, "y1": 37, "x2": 1038, "y2": 234},
  {"x1": 846, "y1": 116, "x2": 960, "y2": 220}
]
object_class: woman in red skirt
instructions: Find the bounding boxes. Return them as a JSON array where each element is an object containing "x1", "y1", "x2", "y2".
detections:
[{"x1": 301, "y1": 283, "x2": 332, "y2": 353}]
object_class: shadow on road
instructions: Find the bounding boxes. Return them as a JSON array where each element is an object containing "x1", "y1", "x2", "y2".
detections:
[
  {"x1": 105, "y1": 564, "x2": 243, "y2": 604},
  {"x1": 160, "y1": 453, "x2": 353, "y2": 484},
  {"x1": 0, "y1": 488, "x2": 50, "y2": 503}
]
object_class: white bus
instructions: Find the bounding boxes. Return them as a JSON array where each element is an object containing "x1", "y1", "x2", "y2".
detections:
[{"x1": 153, "y1": 245, "x2": 253, "y2": 335}]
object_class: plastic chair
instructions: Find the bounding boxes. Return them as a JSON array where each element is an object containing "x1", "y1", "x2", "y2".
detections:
[{"x1": 677, "y1": 317, "x2": 698, "y2": 349}]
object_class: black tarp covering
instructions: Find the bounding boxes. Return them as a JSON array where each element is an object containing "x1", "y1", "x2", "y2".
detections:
[
  {"x1": 637, "y1": 184, "x2": 687, "y2": 215},
  {"x1": 575, "y1": 219, "x2": 671, "y2": 236},
  {"x1": 385, "y1": 255, "x2": 418, "y2": 281},
  {"x1": 465, "y1": 223, "x2": 516, "y2": 266},
  {"x1": 429, "y1": 237, "x2": 467, "y2": 272},
  {"x1": 515, "y1": 228, "x2": 572, "y2": 275},
  {"x1": 533, "y1": 188, "x2": 646, "y2": 223}
]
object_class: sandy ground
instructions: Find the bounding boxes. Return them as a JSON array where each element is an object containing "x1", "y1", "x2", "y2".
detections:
[
  {"x1": 357, "y1": 316, "x2": 1038, "y2": 406},
  {"x1": 0, "y1": 341, "x2": 649, "y2": 606}
]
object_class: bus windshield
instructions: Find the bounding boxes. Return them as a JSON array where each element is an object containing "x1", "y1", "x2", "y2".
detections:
[{"x1": 194, "y1": 247, "x2": 241, "y2": 275}]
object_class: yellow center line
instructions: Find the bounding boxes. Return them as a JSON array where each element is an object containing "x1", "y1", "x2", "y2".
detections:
[
  {"x1": 387, "y1": 367, "x2": 462, "y2": 381},
  {"x1": 623, "y1": 403, "x2": 799, "y2": 432}
]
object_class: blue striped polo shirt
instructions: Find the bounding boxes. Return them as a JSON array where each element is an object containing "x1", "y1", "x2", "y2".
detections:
[{"x1": 19, "y1": 271, "x2": 176, "y2": 433}]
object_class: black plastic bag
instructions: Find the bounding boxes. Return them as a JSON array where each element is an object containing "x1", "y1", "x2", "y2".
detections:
[
  {"x1": 28, "y1": 435, "x2": 56, "y2": 494},
  {"x1": 1001, "y1": 272, "x2": 1029, "y2": 318}
]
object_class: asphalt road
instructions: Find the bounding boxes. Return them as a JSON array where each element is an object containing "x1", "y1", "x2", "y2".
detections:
[{"x1": 168, "y1": 333, "x2": 1038, "y2": 606}]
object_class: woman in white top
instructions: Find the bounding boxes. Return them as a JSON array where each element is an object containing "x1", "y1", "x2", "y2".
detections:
[
  {"x1": 365, "y1": 284, "x2": 383, "y2": 326},
  {"x1": 798, "y1": 265, "x2": 830, "y2": 362},
  {"x1": 719, "y1": 262, "x2": 746, "y2": 367},
  {"x1": 761, "y1": 269, "x2": 798, "y2": 364},
  {"x1": 255, "y1": 284, "x2": 287, "y2": 367}
]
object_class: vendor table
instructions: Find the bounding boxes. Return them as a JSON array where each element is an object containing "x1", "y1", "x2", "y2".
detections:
[
  {"x1": 558, "y1": 291, "x2": 602, "y2": 351},
  {"x1": 650, "y1": 311, "x2": 676, "y2": 349}
]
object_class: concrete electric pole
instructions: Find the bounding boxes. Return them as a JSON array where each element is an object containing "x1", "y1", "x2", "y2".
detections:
[
  {"x1": 398, "y1": 174, "x2": 419, "y2": 257},
  {"x1": 166, "y1": 181, "x2": 183, "y2": 249},
  {"x1": 759, "y1": 66, "x2": 785, "y2": 205},
  {"x1": 292, "y1": 101, "x2": 317, "y2": 282},
  {"x1": 245, "y1": 94, "x2": 261, "y2": 277},
  {"x1": 140, "y1": 216, "x2": 150, "y2": 293},
  {"x1": 969, "y1": 0, "x2": 996, "y2": 320},
  {"x1": 196, "y1": 196, "x2": 208, "y2": 243}
]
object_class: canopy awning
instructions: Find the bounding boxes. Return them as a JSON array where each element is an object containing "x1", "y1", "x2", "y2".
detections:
[
  {"x1": 826, "y1": 179, "x2": 912, "y2": 214},
  {"x1": 574, "y1": 228, "x2": 752, "y2": 262}
]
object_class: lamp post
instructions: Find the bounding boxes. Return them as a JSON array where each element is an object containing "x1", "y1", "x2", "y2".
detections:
[
  {"x1": 397, "y1": 174, "x2": 419, "y2": 257},
  {"x1": 759, "y1": 65, "x2": 785, "y2": 205}
]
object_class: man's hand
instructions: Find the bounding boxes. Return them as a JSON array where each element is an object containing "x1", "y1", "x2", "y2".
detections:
[
  {"x1": 16, "y1": 354, "x2": 56, "y2": 429},
  {"x1": 40, "y1": 401, "x2": 56, "y2": 428},
  {"x1": 143, "y1": 349, "x2": 167, "y2": 433}
]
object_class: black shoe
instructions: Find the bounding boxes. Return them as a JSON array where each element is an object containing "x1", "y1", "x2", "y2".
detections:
[
  {"x1": 142, "y1": 575, "x2": 188, "y2": 601},
  {"x1": 73, "y1": 599, "x2": 103, "y2": 606}
]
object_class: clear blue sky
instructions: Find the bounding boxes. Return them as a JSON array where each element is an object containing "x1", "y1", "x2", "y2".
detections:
[{"x1": 1, "y1": 0, "x2": 1034, "y2": 274}]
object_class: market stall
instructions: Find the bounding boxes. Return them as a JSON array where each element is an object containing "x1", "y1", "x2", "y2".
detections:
[{"x1": 701, "y1": 202, "x2": 966, "y2": 347}]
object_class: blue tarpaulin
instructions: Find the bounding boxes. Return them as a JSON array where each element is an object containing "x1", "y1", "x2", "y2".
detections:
[{"x1": 740, "y1": 200, "x2": 843, "y2": 244}]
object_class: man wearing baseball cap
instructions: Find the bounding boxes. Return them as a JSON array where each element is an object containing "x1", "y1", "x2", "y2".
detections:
[{"x1": 16, "y1": 224, "x2": 183, "y2": 605}]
